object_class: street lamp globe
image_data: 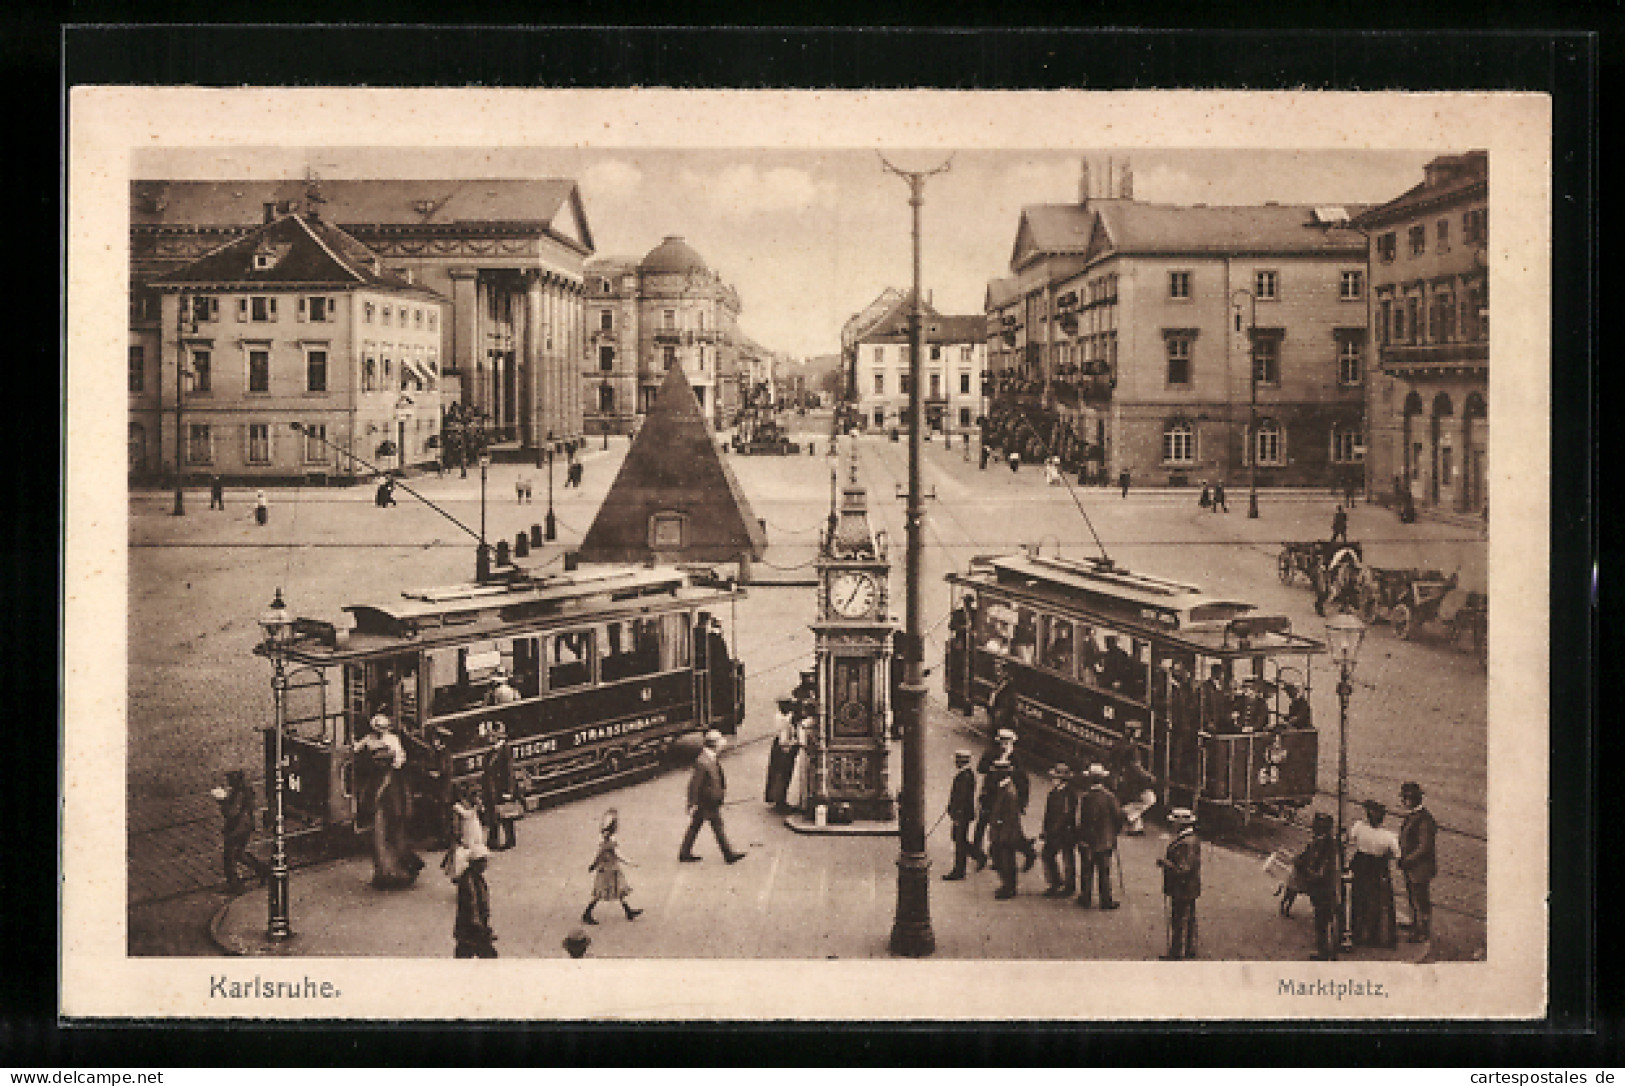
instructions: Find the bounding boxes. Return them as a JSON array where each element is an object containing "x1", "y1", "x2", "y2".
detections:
[
  {"x1": 259, "y1": 587, "x2": 294, "y2": 648},
  {"x1": 1324, "y1": 610, "x2": 1367, "y2": 673}
]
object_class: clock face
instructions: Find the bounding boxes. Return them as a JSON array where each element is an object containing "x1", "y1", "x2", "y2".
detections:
[{"x1": 829, "y1": 571, "x2": 878, "y2": 619}]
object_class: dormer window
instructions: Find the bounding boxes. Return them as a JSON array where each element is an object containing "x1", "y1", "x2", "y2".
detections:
[{"x1": 253, "y1": 252, "x2": 275, "y2": 271}]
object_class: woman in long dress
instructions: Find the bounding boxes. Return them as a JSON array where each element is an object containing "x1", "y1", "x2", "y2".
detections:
[
  {"x1": 765, "y1": 699, "x2": 796, "y2": 811},
  {"x1": 1347, "y1": 799, "x2": 1400, "y2": 948},
  {"x1": 353, "y1": 708, "x2": 423, "y2": 889},
  {"x1": 783, "y1": 705, "x2": 810, "y2": 814},
  {"x1": 582, "y1": 810, "x2": 642, "y2": 924}
]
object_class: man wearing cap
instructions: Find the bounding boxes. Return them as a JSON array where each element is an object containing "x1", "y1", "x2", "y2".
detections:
[
  {"x1": 1297, "y1": 812, "x2": 1341, "y2": 960},
  {"x1": 487, "y1": 668, "x2": 520, "y2": 706},
  {"x1": 1039, "y1": 763, "x2": 1078, "y2": 897},
  {"x1": 680, "y1": 730, "x2": 744, "y2": 864},
  {"x1": 1397, "y1": 782, "x2": 1437, "y2": 943},
  {"x1": 1156, "y1": 808, "x2": 1202, "y2": 959},
  {"x1": 215, "y1": 770, "x2": 269, "y2": 892},
  {"x1": 943, "y1": 750, "x2": 983, "y2": 880},
  {"x1": 1074, "y1": 764, "x2": 1124, "y2": 909},
  {"x1": 988, "y1": 759, "x2": 1025, "y2": 899}
]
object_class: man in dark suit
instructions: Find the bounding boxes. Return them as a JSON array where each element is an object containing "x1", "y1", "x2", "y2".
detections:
[
  {"x1": 1398, "y1": 781, "x2": 1437, "y2": 942},
  {"x1": 1074, "y1": 764, "x2": 1124, "y2": 909},
  {"x1": 987, "y1": 759, "x2": 1025, "y2": 900},
  {"x1": 1039, "y1": 763, "x2": 1078, "y2": 897},
  {"x1": 679, "y1": 730, "x2": 744, "y2": 864},
  {"x1": 481, "y1": 720, "x2": 518, "y2": 851},
  {"x1": 975, "y1": 728, "x2": 1036, "y2": 871},
  {"x1": 942, "y1": 750, "x2": 983, "y2": 880},
  {"x1": 1200, "y1": 663, "x2": 1234, "y2": 734},
  {"x1": 1157, "y1": 807, "x2": 1202, "y2": 959}
]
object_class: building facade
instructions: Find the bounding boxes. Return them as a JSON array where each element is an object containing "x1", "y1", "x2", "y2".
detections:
[
  {"x1": 850, "y1": 294, "x2": 987, "y2": 436},
  {"x1": 134, "y1": 211, "x2": 447, "y2": 483},
  {"x1": 130, "y1": 177, "x2": 593, "y2": 477},
  {"x1": 581, "y1": 237, "x2": 743, "y2": 434},
  {"x1": 1353, "y1": 152, "x2": 1488, "y2": 516},
  {"x1": 984, "y1": 159, "x2": 1372, "y2": 488}
]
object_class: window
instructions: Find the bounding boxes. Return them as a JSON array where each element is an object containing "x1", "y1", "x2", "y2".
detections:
[
  {"x1": 250, "y1": 296, "x2": 276, "y2": 322},
  {"x1": 1405, "y1": 297, "x2": 1420, "y2": 344},
  {"x1": 929, "y1": 373, "x2": 941, "y2": 397},
  {"x1": 1392, "y1": 301, "x2": 1406, "y2": 342},
  {"x1": 1340, "y1": 270, "x2": 1364, "y2": 300},
  {"x1": 873, "y1": 373, "x2": 885, "y2": 395},
  {"x1": 961, "y1": 346, "x2": 973, "y2": 363},
  {"x1": 1376, "y1": 232, "x2": 1397, "y2": 262},
  {"x1": 1040, "y1": 615, "x2": 1076, "y2": 675},
  {"x1": 183, "y1": 296, "x2": 219, "y2": 323},
  {"x1": 363, "y1": 350, "x2": 377, "y2": 392},
  {"x1": 1436, "y1": 219, "x2": 1450, "y2": 252},
  {"x1": 599, "y1": 618, "x2": 663, "y2": 683},
  {"x1": 873, "y1": 346, "x2": 884, "y2": 365},
  {"x1": 1409, "y1": 225, "x2": 1426, "y2": 256},
  {"x1": 600, "y1": 309, "x2": 613, "y2": 331},
  {"x1": 1163, "y1": 420, "x2": 1195, "y2": 464},
  {"x1": 382, "y1": 349, "x2": 393, "y2": 385},
  {"x1": 960, "y1": 372, "x2": 971, "y2": 394},
  {"x1": 663, "y1": 310, "x2": 675, "y2": 330},
  {"x1": 598, "y1": 384, "x2": 615, "y2": 413},
  {"x1": 364, "y1": 302, "x2": 376, "y2": 325},
  {"x1": 1377, "y1": 300, "x2": 1392, "y2": 346},
  {"x1": 547, "y1": 629, "x2": 594, "y2": 690},
  {"x1": 248, "y1": 423, "x2": 271, "y2": 464},
  {"x1": 253, "y1": 252, "x2": 275, "y2": 271},
  {"x1": 873, "y1": 408, "x2": 885, "y2": 427},
  {"x1": 900, "y1": 373, "x2": 912, "y2": 396},
  {"x1": 1331, "y1": 425, "x2": 1363, "y2": 464},
  {"x1": 1254, "y1": 419, "x2": 1283, "y2": 466},
  {"x1": 930, "y1": 345, "x2": 942, "y2": 361},
  {"x1": 306, "y1": 349, "x2": 328, "y2": 393},
  {"x1": 187, "y1": 424, "x2": 212, "y2": 465},
  {"x1": 662, "y1": 346, "x2": 676, "y2": 370},
  {"x1": 382, "y1": 305, "x2": 392, "y2": 327},
  {"x1": 128, "y1": 346, "x2": 144, "y2": 393},
  {"x1": 1165, "y1": 336, "x2": 1192, "y2": 387},
  {"x1": 959, "y1": 407, "x2": 972, "y2": 427},
  {"x1": 192, "y1": 350, "x2": 212, "y2": 393},
  {"x1": 1251, "y1": 336, "x2": 1280, "y2": 386},
  {"x1": 1338, "y1": 337, "x2": 1363, "y2": 386},
  {"x1": 414, "y1": 308, "x2": 424, "y2": 329},
  {"x1": 1464, "y1": 207, "x2": 1488, "y2": 245},
  {"x1": 1254, "y1": 270, "x2": 1278, "y2": 300},
  {"x1": 1169, "y1": 271, "x2": 1191, "y2": 299},
  {"x1": 303, "y1": 424, "x2": 328, "y2": 463},
  {"x1": 599, "y1": 345, "x2": 615, "y2": 372},
  {"x1": 428, "y1": 311, "x2": 437, "y2": 332},
  {"x1": 247, "y1": 348, "x2": 270, "y2": 393},
  {"x1": 303, "y1": 296, "x2": 331, "y2": 322}
]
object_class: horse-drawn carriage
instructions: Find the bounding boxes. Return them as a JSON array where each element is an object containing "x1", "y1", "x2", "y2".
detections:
[
  {"x1": 1277, "y1": 540, "x2": 1362, "y2": 586},
  {"x1": 1357, "y1": 566, "x2": 1479, "y2": 648}
]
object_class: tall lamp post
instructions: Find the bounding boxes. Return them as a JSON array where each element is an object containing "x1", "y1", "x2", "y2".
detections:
[
  {"x1": 172, "y1": 295, "x2": 195, "y2": 516},
  {"x1": 257, "y1": 588, "x2": 295, "y2": 941},
  {"x1": 544, "y1": 430, "x2": 558, "y2": 542},
  {"x1": 1232, "y1": 290, "x2": 1261, "y2": 519},
  {"x1": 476, "y1": 452, "x2": 493, "y2": 582},
  {"x1": 1324, "y1": 609, "x2": 1366, "y2": 951},
  {"x1": 881, "y1": 152, "x2": 950, "y2": 958}
]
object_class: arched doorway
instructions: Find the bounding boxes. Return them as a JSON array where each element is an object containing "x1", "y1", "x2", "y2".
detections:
[
  {"x1": 1401, "y1": 391, "x2": 1424, "y2": 502},
  {"x1": 1462, "y1": 391, "x2": 1487, "y2": 513},
  {"x1": 1430, "y1": 392, "x2": 1454, "y2": 507}
]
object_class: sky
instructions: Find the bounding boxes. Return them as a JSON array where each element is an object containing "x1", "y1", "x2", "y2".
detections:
[{"x1": 137, "y1": 146, "x2": 1442, "y2": 360}]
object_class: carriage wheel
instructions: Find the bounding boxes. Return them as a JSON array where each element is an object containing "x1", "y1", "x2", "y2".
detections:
[
  {"x1": 1392, "y1": 603, "x2": 1415, "y2": 640},
  {"x1": 1277, "y1": 551, "x2": 1295, "y2": 584}
]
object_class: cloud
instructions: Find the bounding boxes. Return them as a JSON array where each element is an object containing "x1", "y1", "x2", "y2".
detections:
[
  {"x1": 580, "y1": 159, "x2": 643, "y2": 202},
  {"x1": 685, "y1": 163, "x2": 835, "y2": 216}
]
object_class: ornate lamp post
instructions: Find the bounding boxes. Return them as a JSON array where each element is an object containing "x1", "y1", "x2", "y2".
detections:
[
  {"x1": 1324, "y1": 609, "x2": 1366, "y2": 950},
  {"x1": 257, "y1": 588, "x2": 295, "y2": 941},
  {"x1": 1232, "y1": 289, "x2": 1261, "y2": 519},
  {"x1": 172, "y1": 295, "x2": 196, "y2": 516},
  {"x1": 544, "y1": 430, "x2": 558, "y2": 542},
  {"x1": 476, "y1": 451, "x2": 493, "y2": 582}
]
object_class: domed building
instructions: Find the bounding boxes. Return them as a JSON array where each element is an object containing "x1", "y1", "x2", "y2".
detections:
[{"x1": 582, "y1": 236, "x2": 743, "y2": 434}]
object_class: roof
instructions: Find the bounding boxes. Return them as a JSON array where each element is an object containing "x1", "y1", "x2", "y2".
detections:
[
  {"x1": 154, "y1": 212, "x2": 443, "y2": 298},
  {"x1": 641, "y1": 235, "x2": 709, "y2": 275},
  {"x1": 1351, "y1": 155, "x2": 1487, "y2": 228},
  {"x1": 985, "y1": 277, "x2": 1020, "y2": 310},
  {"x1": 131, "y1": 179, "x2": 594, "y2": 254},
  {"x1": 1012, "y1": 199, "x2": 1369, "y2": 271},
  {"x1": 852, "y1": 293, "x2": 982, "y2": 345}
]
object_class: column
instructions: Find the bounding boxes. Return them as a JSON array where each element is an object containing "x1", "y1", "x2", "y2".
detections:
[
  {"x1": 524, "y1": 270, "x2": 544, "y2": 450},
  {"x1": 541, "y1": 277, "x2": 559, "y2": 442},
  {"x1": 448, "y1": 268, "x2": 479, "y2": 409},
  {"x1": 572, "y1": 281, "x2": 585, "y2": 438}
]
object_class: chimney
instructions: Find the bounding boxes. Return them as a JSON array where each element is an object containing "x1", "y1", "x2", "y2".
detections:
[
  {"x1": 1078, "y1": 159, "x2": 1092, "y2": 204},
  {"x1": 263, "y1": 202, "x2": 277, "y2": 224},
  {"x1": 1120, "y1": 159, "x2": 1133, "y2": 200}
]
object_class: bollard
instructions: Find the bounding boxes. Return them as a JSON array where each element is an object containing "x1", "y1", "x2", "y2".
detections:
[
  {"x1": 564, "y1": 552, "x2": 580, "y2": 572},
  {"x1": 495, "y1": 540, "x2": 511, "y2": 566},
  {"x1": 514, "y1": 531, "x2": 530, "y2": 558},
  {"x1": 737, "y1": 551, "x2": 752, "y2": 585},
  {"x1": 475, "y1": 544, "x2": 492, "y2": 583},
  {"x1": 530, "y1": 523, "x2": 543, "y2": 547}
]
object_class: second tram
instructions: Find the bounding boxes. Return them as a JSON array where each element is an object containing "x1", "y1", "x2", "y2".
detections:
[
  {"x1": 255, "y1": 563, "x2": 745, "y2": 841},
  {"x1": 945, "y1": 547, "x2": 1325, "y2": 822}
]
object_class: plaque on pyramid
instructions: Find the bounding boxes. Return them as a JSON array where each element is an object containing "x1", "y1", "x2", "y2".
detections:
[{"x1": 578, "y1": 365, "x2": 769, "y2": 564}]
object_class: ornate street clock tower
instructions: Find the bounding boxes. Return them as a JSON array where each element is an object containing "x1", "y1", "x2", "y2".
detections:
[{"x1": 806, "y1": 445, "x2": 897, "y2": 824}]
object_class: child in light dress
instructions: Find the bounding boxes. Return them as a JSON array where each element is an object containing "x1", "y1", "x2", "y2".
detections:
[{"x1": 583, "y1": 809, "x2": 642, "y2": 924}]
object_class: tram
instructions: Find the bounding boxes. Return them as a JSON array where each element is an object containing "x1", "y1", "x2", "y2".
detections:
[
  {"x1": 254, "y1": 562, "x2": 745, "y2": 839},
  {"x1": 945, "y1": 546, "x2": 1325, "y2": 822}
]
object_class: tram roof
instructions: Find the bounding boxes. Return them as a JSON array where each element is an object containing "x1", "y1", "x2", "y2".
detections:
[{"x1": 266, "y1": 564, "x2": 739, "y2": 663}]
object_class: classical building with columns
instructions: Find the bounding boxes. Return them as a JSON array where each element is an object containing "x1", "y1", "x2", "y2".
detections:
[
  {"x1": 581, "y1": 237, "x2": 743, "y2": 434},
  {"x1": 130, "y1": 177, "x2": 593, "y2": 478},
  {"x1": 1352, "y1": 151, "x2": 1488, "y2": 517}
]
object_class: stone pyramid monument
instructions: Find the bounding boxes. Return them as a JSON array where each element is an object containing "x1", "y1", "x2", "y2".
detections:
[{"x1": 578, "y1": 364, "x2": 769, "y2": 563}]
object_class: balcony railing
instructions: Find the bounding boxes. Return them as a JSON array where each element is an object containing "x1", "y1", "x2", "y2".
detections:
[
  {"x1": 652, "y1": 329, "x2": 683, "y2": 344},
  {"x1": 1379, "y1": 341, "x2": 1488, "y2": 374}
]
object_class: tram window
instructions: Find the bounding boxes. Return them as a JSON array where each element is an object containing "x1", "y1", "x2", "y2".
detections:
[
  {"x1": 1077, "y1": 624, "x2": 1099, "y2": 682},
  {"x1": 660, "y1": 612, "x2": 691, "y2": 671},
  {"x1": 1010, "y1": 607, "x2": 1039, "y2": 664},
  {"x1": 600, "y1": 617, "x2": 663, "y2": 683},
  {"x1": 976, "y1": 603, "x2": 1015, "y2": 656},
  {"x1": 511, "y1": 636, "x2": 541, "y2": 698},
  {"x1": 1039, "y1": 615, "x2": 1076, "y2": 676},
  {"x1": 1090, "y1": 631, "x2": 1139, "y2": 697},
  {"x1": 549, "y1": 629, "x2": 594, "y2": 690}
]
